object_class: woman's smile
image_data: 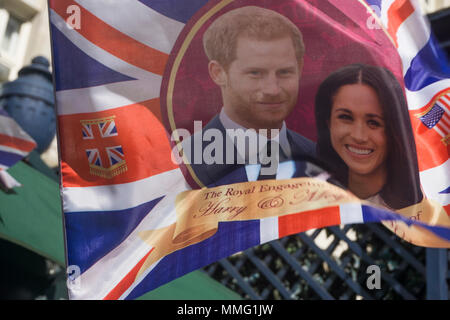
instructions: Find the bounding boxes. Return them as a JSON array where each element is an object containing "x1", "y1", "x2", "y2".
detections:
[
  {"x1": 329, "y1": 84, "x2": 387, "y2": 179},
  {"x1": 345, "y1": 144, "x2": 374, "y2": 156}
]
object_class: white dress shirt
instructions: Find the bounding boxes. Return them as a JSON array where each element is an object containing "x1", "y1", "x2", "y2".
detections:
[{"x1": 219, "y1": 108, "x2": 295, "y2": 181}]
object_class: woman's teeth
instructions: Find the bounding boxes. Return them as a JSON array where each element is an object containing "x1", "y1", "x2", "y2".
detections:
[{"x1": 346, "y1": 145, "x2": 373, "y2": 155}]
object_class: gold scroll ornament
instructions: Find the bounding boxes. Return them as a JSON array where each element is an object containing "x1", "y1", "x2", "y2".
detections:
[
  {"x1": 136, "y1": 178, "x2": 450, "y2": 278},
  {"x1": 136, "y1": 177, "x2": 359, "y2": 277},
  {"x1": 383, "y1": 198, "x2": 450, "y2": 248}
]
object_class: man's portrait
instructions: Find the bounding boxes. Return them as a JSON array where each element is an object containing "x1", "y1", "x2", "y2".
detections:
[
  {"x1": 178, "y1": 6, "x2": 320, "y2": 187},
  {"x1": 162, "y1": 2, "x2": 402, "y2": 189}
]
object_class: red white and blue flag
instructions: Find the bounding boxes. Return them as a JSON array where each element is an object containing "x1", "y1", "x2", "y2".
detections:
[
  {"x1": 0, "y1": 108, "x2": 37, "y2": 188},
  {"x1": 48, "y1": 0, "x2": 450, "y2": 300}
]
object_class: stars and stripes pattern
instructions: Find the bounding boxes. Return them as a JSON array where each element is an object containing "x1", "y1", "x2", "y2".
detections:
[
  {"x1": 48, "y1": 0, "x2": 450, "y2": 300},
  {"x1": 416, "y1": 92, "x2": 450, "y2": 143}
]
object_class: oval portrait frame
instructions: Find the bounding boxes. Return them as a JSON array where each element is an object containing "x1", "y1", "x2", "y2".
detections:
[{"x1": 160, "y1": 0, "x2": 398, "y2": 189}]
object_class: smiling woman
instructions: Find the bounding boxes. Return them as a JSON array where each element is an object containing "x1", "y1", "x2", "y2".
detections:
[
  {"x1": 329, "y1": 83, "x2": 387, "y2": 200},
  {"x1": 314, "y1": 64, "x2": 423, "y2": 210}
]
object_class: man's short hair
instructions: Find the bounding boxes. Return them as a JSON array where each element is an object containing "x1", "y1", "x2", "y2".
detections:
[{"x1": 203, "y1": 6, "x2": 305, "y2": 70}]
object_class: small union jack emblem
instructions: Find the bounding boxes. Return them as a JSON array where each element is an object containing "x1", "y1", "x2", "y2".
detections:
[
  {"x1": 416, "y1": 91, "x2": 450, "y2": 146},
  {"x1": 80, "y1": 116, "x2": 127, "y2": 178}
]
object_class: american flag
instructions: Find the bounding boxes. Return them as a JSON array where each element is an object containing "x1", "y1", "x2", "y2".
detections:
[
  {"x1": 416, "y1": 92, "x2": 450, "y2": 144},
  {"x1": 48, "y1": 0, "x2": 450, "y2": 300}
]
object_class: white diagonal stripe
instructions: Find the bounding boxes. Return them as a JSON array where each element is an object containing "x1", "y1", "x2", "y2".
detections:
[
  {"x1": 0, "y1": 145, "x2": 29, "y2": 157},
  {"x1": 380, "y1": 0, "x2": 396, "y2": 28},
  {"x1": 396, "y1": 7, "x2": 431, "y2": 76},
  {"x1": 69, "y1": 234, "x2": 153, "y2": 300},
  {"x1": 406, "y1": 79, "x2": 450, "y2": 111},
  {"x1": 68, "y1": 168, "x2": 191, "y2": 299},
  {"x1": 62, "y1": 168, "x2": 189, "y2": 213},
  {"x1": 0, "y1": 115, "x2": 35, "y2": 142},
  {"x1": 420, "y1": 159, "x2": 450, "y2": 206},
  {"x1": 74, "y1": 0, "x2": 184, "y2": 54},
  {"x1": 50, "y1": 9, "x2": 159, "y2": 81},
  {"x1": 55, "y1": 79, "x2": 161, "y2": 115}
]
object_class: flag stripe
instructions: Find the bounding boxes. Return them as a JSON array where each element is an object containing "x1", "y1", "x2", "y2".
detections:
[
  {"x1": 386, "y1": 0, "x2": 414, "y2": 47},
  {"x1": 420, "y1": 159, "x2": 450, "y2": 206},
  {"x1": 392, "y1": 1, "x2": 430, "y2": 76},
  {"x1": 259, "y1": 217, "x2": 279, "y2": 244},
  {"x1": 278, "y1": 206, "x2": 341, "y2": 239},
  {"x1": 55, "y1": 79, "x2": 161, "y2": 116},
  {"x1": 380, "y1": 0, "x2": 396, "y2": 28},
  {"x1": 50, "y1": 0, "x2": 169, "y2": 76},
  {"x1": 68, "y1": 233, "x2": 154, "y2": 300},
  {"x1": 441, "y1": 115, "x2": 450, "y2": 127},
  {"x1": 137, "y1": 0, "x2": 210, "y2": 23},
  {"x1": 103, "y1": 248, "x2": 154, "y2": 300},
  {"x1": 0, "y1": 133, "x2": 36, "y2": 153},
  {"x1": 0, "y1": 145, "x2": 29, "y2": 158},
  {"x1": 404, "y1": 36, "x2": 450, "y2": 91},
  {"x1": 124, "y1": 220, "x2": 261, "y2": 300},
  {"x1": 0, "y1": 115, "x2": 35, "y2": 140},
  {"x1": 339, "y1": 203, "x2": 364, "y2": 224},
  {"x1": 438, "y1": 118, "x2": 449, "y2": 133},
  {"x1": 50, "y1": 10, "x2": 158, "y2": 82},
  {"x1": 50, "y1": 24, "x2": 136, "y2": 91},
  {"x1": 65, "y1": 197, "x2": 163, "y2": 274},
  {"x1": 406, "y1": 80, "x2": 450, "y2": 111},
  {"x1": 62, "y1": 167, "x2": 188, "y2": 215},
  {"x1": 0, "y1": 150, "x2": 24, "y2": 167},
  {"x1": 438, "y1": 97, "x2": 450, "y2": 112},
  {"x1": 75, "y1": 0, "x2": 185, "y2": 54}
]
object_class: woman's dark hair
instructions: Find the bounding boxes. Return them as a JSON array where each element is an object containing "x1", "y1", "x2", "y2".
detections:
[{"x1": 315, "y1": 64, "x2": 423, "y2": 209}]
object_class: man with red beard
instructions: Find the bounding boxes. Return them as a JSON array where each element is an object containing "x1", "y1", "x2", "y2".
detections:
[{"x1": 182, "y1": 6, "x2": 320, "y2": 187}]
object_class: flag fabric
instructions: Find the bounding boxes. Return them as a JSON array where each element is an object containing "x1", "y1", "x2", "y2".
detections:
[
  {"x1": 48, "y1": 0, "x2": 450, "y2": 300},
  {"x1": 416, "y1": 92, "x2": 450, "y2": 142},
  {"x1": 375, "y1": 0, "x2": 450, "y2": 212},
  {"x1": 0, "y1": 108, "x2": 37, "y2": 188}
]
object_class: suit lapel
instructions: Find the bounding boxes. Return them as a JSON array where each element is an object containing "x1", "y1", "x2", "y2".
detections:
[{"x1": 203, "y1": 115, "x2": 248, "y2": 186}]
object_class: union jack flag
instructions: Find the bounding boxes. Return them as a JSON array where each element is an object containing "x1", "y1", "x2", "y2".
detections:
[
  {"x1": 48, "y1": 0, "x2": 450, "y2": 300},
  {"x1": 80, "y1": 117, "x2": 126, "y2": 178}
]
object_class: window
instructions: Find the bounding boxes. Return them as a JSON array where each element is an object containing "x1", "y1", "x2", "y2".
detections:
[{"x1": 1, "y1": 14, "x2": 21, "y2": 57}]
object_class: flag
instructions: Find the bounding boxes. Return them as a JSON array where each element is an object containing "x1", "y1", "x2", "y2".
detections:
[
  {"x1": 0, "y1": 108, "x2": 37, "y2": 188},
  {"x1": 416, "y1": 92, "x2": 450, "y2": 145},
  {"x1": 374, "y1": 0, "x2": 450, "y2": 212},
  {"x1": 48, "y1": 0, "x2": 450, "y2": 300}
]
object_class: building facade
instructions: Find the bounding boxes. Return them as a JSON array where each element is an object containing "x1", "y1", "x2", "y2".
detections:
[
  {"x1": 0, "y1": 0, "x2": 51, "y2": 82},
  {"x1": 420, "y1": 0, "x2": 450, "y2": 13}
]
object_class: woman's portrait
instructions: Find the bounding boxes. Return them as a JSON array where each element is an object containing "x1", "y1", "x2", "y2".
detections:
[{"x1": 315, "y1": 64, "x2": 423, "y2": 210}]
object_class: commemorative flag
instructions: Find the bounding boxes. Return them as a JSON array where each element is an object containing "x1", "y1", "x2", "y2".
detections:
[{"x1": 48, "y1": 0, "x2": 450, "y2": 300}]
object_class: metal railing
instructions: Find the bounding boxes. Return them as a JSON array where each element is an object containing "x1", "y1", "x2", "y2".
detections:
[{"x1": 204, "y1": 224, "x2": 448, "y2": 300}]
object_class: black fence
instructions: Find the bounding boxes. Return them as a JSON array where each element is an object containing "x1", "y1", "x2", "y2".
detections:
[{"x1": 204, "y1": 224, "x2": 449, "y2": 300}]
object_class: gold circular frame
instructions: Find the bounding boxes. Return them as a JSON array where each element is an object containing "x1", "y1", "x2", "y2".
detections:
[{"x1": 165, "y1": 0, "x2": 393, "y2": 189}]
